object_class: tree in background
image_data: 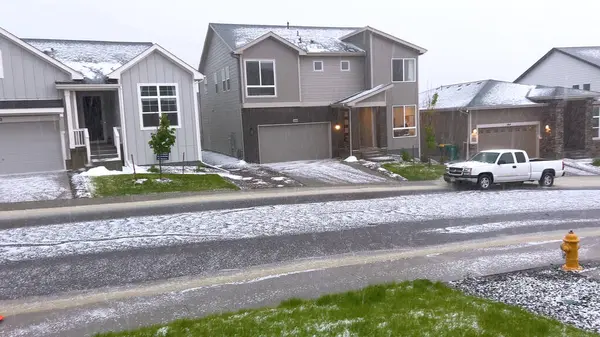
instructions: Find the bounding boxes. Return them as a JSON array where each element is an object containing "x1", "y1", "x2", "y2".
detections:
[
  {"x1": 423, "y1": 92, "x2": 439, "y2": 165},
  {"x1": 148, "y1": 114, "x2": 176, "y2": 179}
]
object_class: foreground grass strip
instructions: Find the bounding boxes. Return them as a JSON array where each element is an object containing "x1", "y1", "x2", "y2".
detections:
[
  {"x1": 382, "y1": 163, "x2": 446, "y2": 181},
  {"x1": 95, "y1": 280, "x2": 596, "y2": 337},
  {"x1": 93, "y1": 173, "x2": 238, "y2": 197}
]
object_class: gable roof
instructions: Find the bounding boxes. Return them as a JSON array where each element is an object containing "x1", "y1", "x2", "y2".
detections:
[
  {"x1": 515, "y1": 47, "x2": 600, "y2": 82},
  {"x1": 24, "y1": 38, "x2": 152, "y2": 82},
  {"x1": 107, "y1": 44, "x2": 203, "y2": 80},
  {"x1": 332, "y1": 83, "x2": 393, "y2": 107},
  {"x1": 233, "y1": 32, "x2": 307, "y2": 55},
  {"x1": 0, "y1": 27, "x2": 84, "y2": 79},
  {"x1": 420, "y1": 79, "x2": 600, "y2": 111},
  {"x1": 339, "y1": 26, "x2": 427, "y2": 55}
]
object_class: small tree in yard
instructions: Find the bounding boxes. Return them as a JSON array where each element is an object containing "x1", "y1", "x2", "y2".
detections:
[
  {"x1": 423, "y1": 92, "x2": 439, "y2": 166},
  {"x1": 148, "y1": 114, "x2": 176, "y2": 179}
]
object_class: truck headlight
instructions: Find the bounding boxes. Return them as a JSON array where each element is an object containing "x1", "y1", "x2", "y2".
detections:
[{"x1": 463, "y1": 168, "x2": 472, "y2": 175}]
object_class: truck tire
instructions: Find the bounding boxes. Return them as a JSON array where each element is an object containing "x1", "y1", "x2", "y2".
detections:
[
  {"x1": 539, "y1": 172, "x2": 554, "y2": 187},
  {"x1": 478, "y1": 174, "x2": 492, "y2": 190}
]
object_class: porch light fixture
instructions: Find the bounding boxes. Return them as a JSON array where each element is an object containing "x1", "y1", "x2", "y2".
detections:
[
  {"x1": 545, "y1": 125, "x2": 551, "y2": 134},
  {"x1": 334, "y1": 124, "x2": 342, "y2": 131},
  {"x1": 470, "y1": 128, "x2": 478, "y2": 143}
]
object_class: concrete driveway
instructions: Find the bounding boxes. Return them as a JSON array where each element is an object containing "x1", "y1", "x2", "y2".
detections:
[
  {"x1": 0, "y1": 172, "x2": 72, "y2": 204},
  {"x1": 264, "y1": 159, "x2": 391, "y2": 186}
]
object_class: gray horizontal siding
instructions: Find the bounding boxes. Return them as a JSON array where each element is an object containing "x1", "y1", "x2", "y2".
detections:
[
  {"x1": 0, "y1": 34, "x2": 70, "y2": 100},
  {"x1": 121, "y1": 51, "x2": 199, "y2": 165},
  {"x1": 199, "y1": 30, "x2": 244, "y2": 158},
  {"x1": 300, "y1": 56, "x2": 365, "y2": 103}
]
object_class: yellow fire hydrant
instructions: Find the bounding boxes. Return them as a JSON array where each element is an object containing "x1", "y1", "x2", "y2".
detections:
[{"x1": 561, "y1": 230, "x2": 583, "y2": 271}]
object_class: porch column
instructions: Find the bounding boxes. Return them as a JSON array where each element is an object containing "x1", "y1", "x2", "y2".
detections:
[
  {"x1": 540, "y1": 100, "x2": 565, "y2": 159},
  {"x1": 64, "y1": 90, "x2": 75, "y2": 149},
  {"x1": 71, "y1": 91, "x2": 79, "y2": 129}
]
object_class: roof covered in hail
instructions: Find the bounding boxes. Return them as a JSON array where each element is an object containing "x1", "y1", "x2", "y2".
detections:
[
  {"x1": 24, "y1": 38, "x2": 153, "y2": 81},
  {"x1": 420, "y1": 79, "x2": 600, "y2": 110},
  {"x1": 557, "y1": 46, "x2": 600, "y2": 68},
  {"x1": 333, "y1": 83, "x2": 391, "y2": 106},
  {"x1": 210, "y1": 23, "x2": 364, "y2": 53}
]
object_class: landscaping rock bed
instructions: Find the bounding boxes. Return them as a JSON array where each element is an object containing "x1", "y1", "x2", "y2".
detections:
[{"x1": 450, "y1": 262, "x2": 600, "y2": 333}]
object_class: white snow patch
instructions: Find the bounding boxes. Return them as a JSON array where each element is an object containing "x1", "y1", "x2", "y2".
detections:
[
  {"x1": 202, "y1": 151, "x2": 247, "y2": 168},
  {"x1": 265, "y1": 160, "x2": 387, "y2": 184},
  {"x1": 564, "y1": 158, "x2": 600, "y2": 175},
  {"x1": 2, "y1": 190, "x2": 600, "y2": 262},
  {"x1": 134, "y1": 179, "x2": 148, "y2": 184},
  {"x1": 0, "y1": 173, "x2": 72, "y2": 203},
  {"x1": 155, "y1": 326, "x2": 169, "y2": 337},
  {"x1": 344, "y1": 156, "x2": 358, "y2": 163},
  {"x1": 271, "y1": 177, "x2": 286, "y2": 181},
  {"x1": 424, "y1": 218, "x2": 599, "y2": 234}
]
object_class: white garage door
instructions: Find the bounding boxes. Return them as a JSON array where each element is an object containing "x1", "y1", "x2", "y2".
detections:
[
  {"x1": 258, "y1": 122, "x2": 331, "y2": 163},
  {"x1": 0, "y1": 118, "x2": 64, "y2": 174},
  {"x1": 478, "y1": 125, "x2": 538, "y2": 157}
]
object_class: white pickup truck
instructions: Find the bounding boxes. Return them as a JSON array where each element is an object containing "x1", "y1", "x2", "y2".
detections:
[{"x1": 443, "y1": 149, "x2": 565, "y2": 190}]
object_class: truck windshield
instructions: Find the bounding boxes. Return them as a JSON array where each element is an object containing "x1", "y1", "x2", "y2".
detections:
[{"x1": 469, "y1": 152, "x2": 500, "y2": 163}]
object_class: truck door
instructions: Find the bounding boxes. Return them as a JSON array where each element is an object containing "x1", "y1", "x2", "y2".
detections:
[
  {"x1": 495, "y1": 152, "x2": 517, "y2": 182},
  {"x1": 513, "y1": 151, "x2": 531, "y2": 181}
]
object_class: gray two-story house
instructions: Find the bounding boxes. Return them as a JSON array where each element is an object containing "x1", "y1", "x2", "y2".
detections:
[
  {"x1": 199, "y1": 23, "x2": 427, "y2": 163},
  {"x1": 0, "y1": 26, "x2": 202, "y2": 175}
]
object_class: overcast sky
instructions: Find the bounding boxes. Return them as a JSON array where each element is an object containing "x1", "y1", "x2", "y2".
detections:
[{"x1": 2, "y1": 0, "x2": 599, "y2": 91}]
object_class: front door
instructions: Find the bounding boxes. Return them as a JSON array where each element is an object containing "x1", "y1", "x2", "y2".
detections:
[
  {"x1": 358, "y1": 107, "x2": 375, "y2": 148},
  {"x1": 82, "y1": 96, "x2": 104, "y2": 142}
]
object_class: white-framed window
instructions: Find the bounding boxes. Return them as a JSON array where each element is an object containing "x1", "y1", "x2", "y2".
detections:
[
  {"x1": 391, "y1": 58, "x2": 416, "y2": 82},
  {"x1": 213, "y1": 73, "x2": 218, "y2": 93},
  {"x1": 340, "y1": 60, "x2": 350, "y2": 71},
  {"x1": 139, "y1": 84, "x2": 180, "y2": 129},
  {"x1": 593, "y1": 106, "x2": 600, "y2": 139},
  {"x1": 203, "y1": 78, "x2": 208, "y2": 94},
  {"x1": 313, "y1": 60, "x2": 324, "y2": 72},
  {"x1": 392, "y1": 105, "x2": 417, "y2": 138},
  {"x1": 245, "y1": 59, "x2": 276, "y2": 97},
  {"x1": 221, "y1": 68, "x2": 226, "y2": 91},
  {"x1": 225, "y1": 66, "x2": 231, "y2": 91},
  {"x1": 584, "y1": 83, "x2": 591, "y2": 91},
  {"x1": 0, "y1": 49, "x2": 3, "y2": 78}
]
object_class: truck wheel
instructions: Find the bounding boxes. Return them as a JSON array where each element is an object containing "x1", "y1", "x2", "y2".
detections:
[
  {"x1": 539, "y1": 172, "x2": 554, "y2": 187},
  {"x1": 478, "y1": 174, "x2": 492, "y2": 190}
]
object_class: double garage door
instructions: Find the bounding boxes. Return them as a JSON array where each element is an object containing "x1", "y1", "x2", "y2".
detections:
[
  {"x1": 0, "y1": 117, "x2": 64, "y2": 174},
  {"x1": 258, "y1": 122, "x2": 332, "y2": 163},
  {"x1": 478, "y1": 124, "x2": 538, "y2": 158}
]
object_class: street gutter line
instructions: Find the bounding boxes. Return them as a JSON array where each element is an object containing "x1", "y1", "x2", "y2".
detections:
[{"x1": 4, "y1": 227, "x2": 600, "y2": 316}]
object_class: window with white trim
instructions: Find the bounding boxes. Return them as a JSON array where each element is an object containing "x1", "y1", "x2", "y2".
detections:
[
  {"x1": 225, "y1": 66, "x2": 231, "y2": 91},
  {"x1": 313, "y1": 60, "x2": 324, "y2": 72},
  {"x1": 221, "y1": 68, "x2": 226, "y2": 91},
  {"x1": 340, "y1": 60, "x2": 350, "y2": 71},
  {"x1": 0, "y1": 49, "x2": 3, "y2": 78},
  {"x1": 139, "y1": 84, "x2": 179, "y2": 128},
  {"x1": 593, "y1": 106, "x2": 600, "y2": 138},
  {"x1": 245, "y1": 60, "x2": 276, "y2": 96},
  {"x1": 203, "y1": 78, "x2": 208, "y2": 94},
  {"x1": 392, "y1": 105, "x2": 416, "y2": 137},
  {"x1": 392, "y1": 58, "x2": 416, "y2": 82},
  {"x1": 213, "y1": 72, "x2": 218, "y2": 93}
]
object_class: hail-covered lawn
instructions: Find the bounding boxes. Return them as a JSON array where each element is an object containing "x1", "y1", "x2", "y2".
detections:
[
  {"x1": 93, "y1": 173, "x2": 238, "y2": 197},
  {"x1": 382, "y1": 163, "x2": 446, "y2": 181},
  {"x1": 95, "y1": 280, "x2": 595, "y2": 337}
]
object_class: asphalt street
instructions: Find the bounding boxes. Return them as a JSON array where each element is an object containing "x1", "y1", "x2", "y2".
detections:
[
  {"x1": 1, "y1": 208, "x2": 600, "y2": 300},
  {"x1": 3, "y1": 229, "x2": 600, "y2": 337}
]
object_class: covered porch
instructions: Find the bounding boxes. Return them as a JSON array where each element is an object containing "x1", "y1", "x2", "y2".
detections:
[
  {"x1": 331, "y1": 83, "x2": 392, "y2": 159},
  {"x1": 58, "y1": 83, "x2": 125, "y2": 170}
]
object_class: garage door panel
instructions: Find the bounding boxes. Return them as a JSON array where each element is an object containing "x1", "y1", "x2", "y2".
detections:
[
  {"x1": 478, "y1": 125, "x2": 538, "y2": 158},
  {"x1": 258, "y1": 123, "x2": 331, "y2": 163},
  {"x1": 0, "y1": 121, "x2": 64, "y2": 174}
]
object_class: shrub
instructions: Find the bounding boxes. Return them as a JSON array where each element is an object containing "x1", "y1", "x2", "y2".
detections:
[
  {"x1": 592, "y1": 158, "x2": 600, "y2": 167},
  {"x1": 401, "y1": 150, "x2": 412, "y2": 162},
  {"x1": 148, "y1": 165, "x2": 159, "y2": 173}
]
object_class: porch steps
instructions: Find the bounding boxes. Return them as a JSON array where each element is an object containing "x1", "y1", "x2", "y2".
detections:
[
  {"x1": 564, "y1": 149, "x2": 589, "y2": 159},
  {"x1": 90, "y1": 144, "x2": 120, "y2": 162},
  {"x1": 358, "y1": 148, "x2": 395, "y2": 162}
]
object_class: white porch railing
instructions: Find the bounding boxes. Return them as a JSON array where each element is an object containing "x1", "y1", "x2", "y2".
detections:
[
  {"x1": 113, "y1": 127, "x2": 122, "y2": 161},
  {"x1": 73, "y1": 128, "x2": 91, "y2": 165}
]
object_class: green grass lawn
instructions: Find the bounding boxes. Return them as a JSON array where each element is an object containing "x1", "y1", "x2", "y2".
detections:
[
  {"x1": 382, "y1": 163, "x2": 446, "y2": 181},
  {"x1": 95, "y1": 280, "x2": 595, "y2": 337},
  {"x1": 592, "y1": 159, "x2": 600, "y2": 167},
  {"x1": 92, "y1": 173, "x2": 238, "y2": 197}
]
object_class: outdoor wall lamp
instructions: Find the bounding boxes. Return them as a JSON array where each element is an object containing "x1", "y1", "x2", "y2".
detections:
[
  {"x1": 470, "y1": 128, "x2": 478, "y2": 143},
  {"x1": 334, "y1": 124, "x2": 342, "y2": 131},
  {"x1": 545, "y1": 125, "x2": 551, "y2": 134}
]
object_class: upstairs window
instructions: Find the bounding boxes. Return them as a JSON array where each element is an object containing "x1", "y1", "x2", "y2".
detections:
[
  {"x1": 245, "y1": 60, "x2": 276, "y2": 97},
  {"x1": 593, "y1": 106, "x2": 600, "y2": 138},
  {"x1": 214, "y1": 73, "x2": 218, "y2": 93},
  {"x1": 313, "y1": 60, "x2": 324, "y2": 72},
  {"x1": 340, "y1": 60, "x2": 350, "y2": 71},
  {"x1": 573, "y1": 85, "x2": 580, "y2": 89},
  {"x1": 203, "y1": 78, "x2": 208, "y2": 94},
  {"x1": 225, "y1": 66, "x2": 231, "y2": 91},
  {"x1": 584, "y1": 83, "x2": 591, "y2": 90},
  {"x1": 139, "y1": 84, "x2": 179, "y2": 129},
  {"x1": 221, "y1": 68, "x2": 226, "y2": 91},
  {"x1": 392, "y1": 105, "x2": 416, "y2": 137},
  {"x1": 392, "y1": 58, "x2": 416, "y2": 82}
]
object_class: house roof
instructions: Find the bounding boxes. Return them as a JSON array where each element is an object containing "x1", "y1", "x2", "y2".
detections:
[
  {"x1": 24, "y1": 38, "x2": 153, "y2": 82},
  {"x1": 332, "y1": 83, "x2": 393, "y2": 107},
  {"x1": 420, "y1": 79, "x2": 600, "y2": 111},
  {"x1": 515, "y1": 47, "x2": 600, "y2": 82},
  {"x1": 210, "y1": 23, "x2": 364, "y2": 54},
  {"x1": 0, "y1": 27, "x2": 84, "y2": 79},
  {"x1": 339, "y1": 26, "x2": 427, "y2": 54}
]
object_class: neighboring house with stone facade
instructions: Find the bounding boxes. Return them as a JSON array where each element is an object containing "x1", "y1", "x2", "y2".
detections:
[
  {"x1": 198, "y1": 23, "x2": 427, "y2": 164},
  {"x1": 419, "y1": 79, "x2": 600, "y2": 161},
  {"x1": 0, "y1": 26, "x2": 202, "y2": 175}
]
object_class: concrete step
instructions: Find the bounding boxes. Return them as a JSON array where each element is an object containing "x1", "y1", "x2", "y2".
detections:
[{"x1": 91, "y1": 153, "x2": 119, "y2": 160}]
